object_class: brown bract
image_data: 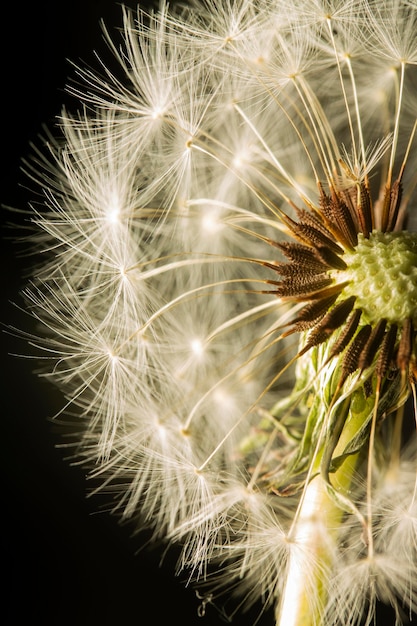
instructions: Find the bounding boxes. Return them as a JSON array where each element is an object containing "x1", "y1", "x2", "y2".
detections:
[{"x1": 263, "y1": 176, "x2": 416, "y2": 392}]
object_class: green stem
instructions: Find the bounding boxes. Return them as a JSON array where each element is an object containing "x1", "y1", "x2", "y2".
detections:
[
  {"x1": 271, "y1": 341, "x2": 378, "y2": 625},
  {"x1": 276, "y1": 452, "x2": 359, "y2": 626}
]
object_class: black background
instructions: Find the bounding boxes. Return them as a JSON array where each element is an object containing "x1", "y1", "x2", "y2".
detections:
[{"x1": 0, "y1": 2, "x2": 407, "y2": 625}]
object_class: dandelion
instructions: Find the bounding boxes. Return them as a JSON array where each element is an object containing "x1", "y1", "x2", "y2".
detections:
[{"x1": 14, "y1": 1, "x2": 417, "y2": 625}]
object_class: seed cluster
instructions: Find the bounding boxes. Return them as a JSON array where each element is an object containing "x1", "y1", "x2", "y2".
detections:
[
  {"x1": 341, "y1": 231, "x2": 417, "y2": 325},
  {"x1": 267, "y1": 182, "x2": 417, "y2": 386}
]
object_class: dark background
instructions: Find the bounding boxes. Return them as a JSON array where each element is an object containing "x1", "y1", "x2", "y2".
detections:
[
  {"x1": 0, "y1": 2, "x2": 407, "y2": 625},
  {"x1": 1, "y1": 2, "x2": 219, "y2": 625},
  {"x1": 1, "y1": 2, "x2": 265, "y2": 625}
]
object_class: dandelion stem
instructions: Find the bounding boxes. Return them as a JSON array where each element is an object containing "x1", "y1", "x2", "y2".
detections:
[
  {"x1": 277, "y1": 453, "x2": 360, "y2": 626},
  {"x1": 276, "y1": 371, "x2": 378, "y2": 626}
]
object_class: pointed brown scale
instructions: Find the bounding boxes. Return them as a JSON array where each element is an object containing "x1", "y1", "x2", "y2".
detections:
[
  {"x1": 339, "y1": 186, "x2": 359, "y2": 222},
  {"x1": 288, "y1": 317, "x2": 325, "y2": 335},
  {"x1": 386, "y1": 179, "x2": 403, "y2": 233},
  {"x1": 295, "y1": 206, "x2": 335, "y2": 239},
  {"x1": 376, "y1": 323, "x2": 398, "y2": 379},
  {"x1": 358, "y1": 318, "x2": 387, "y2": 371},
  {"x1": 331, "y1": 195, "x2": 359, "y2": 249},
  {"x1": 331, "y1": 189, "x2": 358, "y2": 248},
  {"x1": 282, "y1": 296, "x2": 338, "y2": 337},
  {"x1": 261, "y1": 260, "x2": 288, "y2": 275},
  {"x1": 278, "y1": 210, "x2": 308, "y2": 242},
  {"x1": 261, "y1": 260, "x2": 323, "y2": 278},
  {"x1": 281, "y1": 316, "x2": 326, "y2": 337},
  {"x1": 380, "y1": 183, "x2": 392, "y2": 232},
  {"x1": 263, "y1": 262, "x2": 314, "y2": 277},
  {"x1": 275, "y1": 242, "x2": 330, "y2": 272},
  {"x1": 318, "y1": 182, "x2": 333, "y2": 220},
  {"x1": 315, "y1": 246, "x2": 347, "y2": 270},
  {"x1": 327, "y1": 307, "x2": 362, "y2": 362},
  {"x1": 339, "y1": 187, "x2": 364, "y2": 244},
  {"x1": 290, "y1": 295, "x2": 338, "y2": 329},
  {"x1": 397, "y1": 318, "x2": 414, "y2": 372},
  {"x1": 260, "y1": 278, "x2": 348, "y2": 304},
  {"x1": 340, "y1": 324, "x2": 372, "y2": 382},
  {"x1": 293, "y1": 222, "x2": 345, "y2": 255},
  {"x1": 301, "y1": 296, "x2": 356, "y2": 354},
  {"x1": 262, "y1": 271, "x2": 327, "y2": 288},
  {"x1": 272, "y1": 274, "x2": 334, "y2": 298},
  {"x1": 289, "y1": 281, "x2": 348, "y2": 302},
  {"x1": 356, "y1": 183, "x2": 373, "y2": 238},
  {"x1": 363, "y1": 377, "x2": 374, "y2": 398},
  {"x1": 319, "y1": 182, "x2": 358, "y2": 249}
]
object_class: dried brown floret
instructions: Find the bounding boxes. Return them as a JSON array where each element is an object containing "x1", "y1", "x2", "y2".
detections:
[
  {"x1": 341, "y1": 324, "x2": 372, "y2": 381},
  {"x1": 376, "y1": 323, "x2": 398, "y2": 379},
  {"x1": 397, "y1": 318, "x2": 414, "y2": 372},
  {"x1": 327, "y1": 308, "x2": 362, "y2": 362},
  {"x1": 358, "y1": 318, "x2": 387, "y2": 372},
  {"x1": 302, "y1": 296, "x2": 356, "y2": 353}
]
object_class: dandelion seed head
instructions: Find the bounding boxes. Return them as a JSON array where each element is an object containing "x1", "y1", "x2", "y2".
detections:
[{"x1": 14, "y1": 0, "x2": 417, "y2": 624}]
